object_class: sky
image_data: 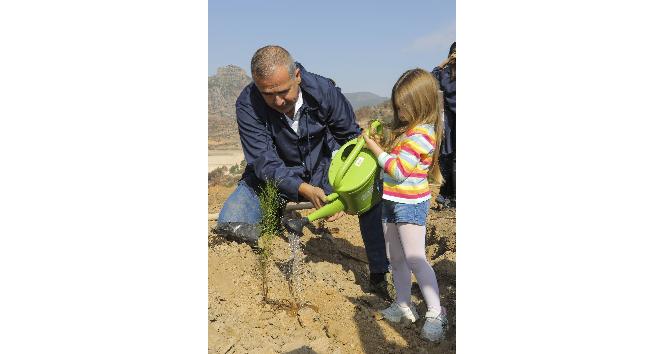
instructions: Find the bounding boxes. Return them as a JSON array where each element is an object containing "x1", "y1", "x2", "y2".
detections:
[{"x1": 209, "y1": 0, "x2": 455, "y2": 97}]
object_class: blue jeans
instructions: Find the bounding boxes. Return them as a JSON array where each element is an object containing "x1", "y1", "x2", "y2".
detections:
[
  {"x1": 217, "y1": 180, "x2": 389, "y2": 273},
  {"x1": 382, "y1": 199, "x2": 431, "y2": 226},
  {"x1": 217, "y1": 180, "x2": 263, "y2": 224}
]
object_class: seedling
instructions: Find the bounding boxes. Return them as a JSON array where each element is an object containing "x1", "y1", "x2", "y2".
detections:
[
  {"x1": 256, "y1": 179, "x2": 317, "y2": 317},
  {"x1": 256, "y1": 179, "x2": 284, "y2": 300}
]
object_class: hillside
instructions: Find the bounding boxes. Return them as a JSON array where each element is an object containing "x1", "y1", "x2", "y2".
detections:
[
  {"x1": 343, "y1": 92, "x2": 389, "y2": 110},
  {"x1": 354, "y1": 99, "x2": 394, "y2": 127},
  {"x1": 208, "y1": 65, "x2": 252, "y2": 149}
]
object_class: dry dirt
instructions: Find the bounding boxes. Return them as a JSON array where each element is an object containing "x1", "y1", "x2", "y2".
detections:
[{"x1": 208, "y1": 184, "x2": 456, "y2": 354}]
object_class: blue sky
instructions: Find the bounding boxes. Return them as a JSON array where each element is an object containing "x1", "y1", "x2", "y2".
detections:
[{"x1": 209, "y1": 0, "x2": 455, "y2": 97}]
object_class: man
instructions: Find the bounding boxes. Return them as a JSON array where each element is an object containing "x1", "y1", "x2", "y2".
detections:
[
  {"x1": 215, "y1": 45, "x2": 389, "y2": 296},
  {"x1": 432, "y1": 42, "x2": 456, "y2": 209}
]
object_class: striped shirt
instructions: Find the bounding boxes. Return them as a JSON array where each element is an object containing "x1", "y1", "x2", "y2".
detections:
[{"x1": 377, "y1": 124, "x2": 436, "y2": 204}]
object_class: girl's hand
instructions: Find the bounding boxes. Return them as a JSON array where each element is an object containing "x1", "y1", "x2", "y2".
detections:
[
  {"x1": 362, "y1": 130, "x2": 383, "y2": 157},
  {"x1": 361, "y1": 130, "x2": 374, "y2": 144}
]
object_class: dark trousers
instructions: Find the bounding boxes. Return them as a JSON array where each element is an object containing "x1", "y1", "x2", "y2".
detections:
[
  {"x1": 438, "y1": 152, "x2": 456, "y2": 199},
  {"x1": 358, "y1": 200, "x2": 389, "y2": 274}
]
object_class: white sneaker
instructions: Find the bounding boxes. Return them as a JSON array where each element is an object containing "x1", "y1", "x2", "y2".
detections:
[
  {"x1": 421, "y1": 310, "x2": 448, "y2": 341},
  {"x1": 380, "y1": 302, "x2": 419, "y2": 323}
]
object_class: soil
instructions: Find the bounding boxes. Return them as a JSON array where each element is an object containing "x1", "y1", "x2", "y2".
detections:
[{"x1": 208, "y1": 184, "x2": 456, "y2": 353}]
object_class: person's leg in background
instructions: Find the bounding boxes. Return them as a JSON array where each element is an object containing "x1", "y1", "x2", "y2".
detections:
[
  {"x1": 451, "y1": 153, "x2": 455, "y2": 201},
  {"x1": 436, "y1": 151, "x2": 456, "y2": 208}
]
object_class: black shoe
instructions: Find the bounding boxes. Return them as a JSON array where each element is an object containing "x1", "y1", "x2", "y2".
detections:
[
  {"x1": 214, "y1": 222, "x2": 260, "y2": 247},
  {"x1": 368, "y1": 272, "x2": 391, "y2": 301},
  {"x1": 435, "y1": 195, "x2": 455, "y2": 210}
]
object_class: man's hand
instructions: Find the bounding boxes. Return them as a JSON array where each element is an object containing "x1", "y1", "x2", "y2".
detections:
[
  {"x1": 298, "y1": 183, "x2": 328, "y2": 209},
  {"x1": 326, "y1": 210, "x2": 346, "y2": 222},
  {"x1": 439, "y1": 52, "x2": 456, "y2": 68}
]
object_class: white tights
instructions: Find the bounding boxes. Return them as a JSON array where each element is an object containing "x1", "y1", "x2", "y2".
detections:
[{"x1": 384, "y1": 222, "x2": 444, "y2": 315}]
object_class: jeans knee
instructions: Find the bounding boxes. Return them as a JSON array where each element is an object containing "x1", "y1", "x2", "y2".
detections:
[{"x1": 217, "y1": 181, "x2": 262, "y2": 223}]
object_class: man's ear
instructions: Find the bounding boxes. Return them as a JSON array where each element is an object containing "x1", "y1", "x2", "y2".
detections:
[{"x1": 295, "y1": 68, "x2": 301, "y2": 84}]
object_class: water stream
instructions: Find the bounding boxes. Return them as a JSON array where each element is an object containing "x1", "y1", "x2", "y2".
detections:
[{"x1": 286, "y1": 232, "x2": 304, "y2": 303}]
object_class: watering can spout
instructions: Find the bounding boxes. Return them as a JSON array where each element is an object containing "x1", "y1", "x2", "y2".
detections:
[
  {"x1": 283, "y1": 216, "x2": 309, "y2": 236},
  {"x1": 306, "y1": 197, "x2": 345, "y2": 222},
  {"x1": 283, "y1": 195, "x2": 345, "y2": 235}
]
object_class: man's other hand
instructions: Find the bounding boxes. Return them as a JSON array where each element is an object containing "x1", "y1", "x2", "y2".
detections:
[{"x1": 326, "y1": 210, "x2": 346, "y2": 222}]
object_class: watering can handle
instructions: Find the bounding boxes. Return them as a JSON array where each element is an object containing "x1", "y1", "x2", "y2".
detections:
[{"x1": 332, "y1": 120, "x2": 382, "y2": 189}]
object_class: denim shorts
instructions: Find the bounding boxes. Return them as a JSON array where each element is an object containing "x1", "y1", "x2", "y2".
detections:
[{"x1": 381, "y1": 199, "x2": 430, "y2": 225}]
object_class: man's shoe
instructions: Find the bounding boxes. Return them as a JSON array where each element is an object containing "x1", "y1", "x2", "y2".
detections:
[
  {"x1": 368, "y1": 272, "x2": 392, "y2": 301},
  {"x1": 214, "y1": 222, "x2": 260, "y2": 247}
]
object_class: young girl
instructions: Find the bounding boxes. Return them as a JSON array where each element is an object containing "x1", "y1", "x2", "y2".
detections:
[{"x1": 362, "y1": 68, "x2": 447, "y2": 342}]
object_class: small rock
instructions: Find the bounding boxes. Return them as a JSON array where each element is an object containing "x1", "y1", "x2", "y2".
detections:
[
  {"x1": 326, "y1": 322, "x2": 345, "y2": 339},
  {"x1": 297, "y1": 307, "x2": 319, "y2": 328}
]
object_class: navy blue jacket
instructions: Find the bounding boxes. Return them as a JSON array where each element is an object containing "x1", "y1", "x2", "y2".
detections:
[
  {"x1": 236, "y1": 63, "x2": 360, "y2": 201},
  {"x1": 432, "y1": 65, "x2": 456, "y2": 156}
]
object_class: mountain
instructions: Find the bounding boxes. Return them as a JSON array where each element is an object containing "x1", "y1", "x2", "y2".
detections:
[
  {"x1": 354, "y1": 99, "x2": 394, "y2": 127},
  {"x1": 208, "y1": 65, "x2": 252, "y2": 148},
  {"x1": 343, "y1": 91, "x2": 389, "y2": 110},
  {"x1": 208, "y1": 65, "x2": 252, "y2": 117}
]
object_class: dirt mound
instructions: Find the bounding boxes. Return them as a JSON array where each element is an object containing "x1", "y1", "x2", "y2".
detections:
[{"x1": 208, "y1": 184, "x2": 456, "y2": 353}]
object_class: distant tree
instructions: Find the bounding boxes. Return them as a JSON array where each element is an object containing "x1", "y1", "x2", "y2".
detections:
[{"x1": 208, "y1": 167, "x2": 225, "y2": 186}]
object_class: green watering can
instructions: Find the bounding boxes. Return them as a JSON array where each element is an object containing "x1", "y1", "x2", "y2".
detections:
[{"x1": 284, "y1": 120, "x2": 383, "y2": 235}]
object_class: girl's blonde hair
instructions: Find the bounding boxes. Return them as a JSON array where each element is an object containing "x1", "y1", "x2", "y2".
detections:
[{"x1": 387, "y1": 68, "x2": 443, "y2": 183}]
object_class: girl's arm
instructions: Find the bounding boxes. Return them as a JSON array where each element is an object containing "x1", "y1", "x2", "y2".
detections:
[{"x1": 364, "y1": 132, "x2": 434, "y2": 182}]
